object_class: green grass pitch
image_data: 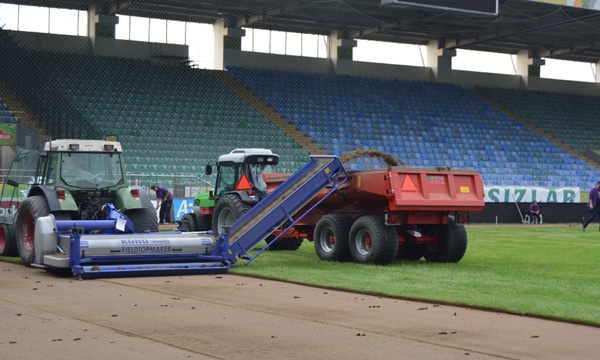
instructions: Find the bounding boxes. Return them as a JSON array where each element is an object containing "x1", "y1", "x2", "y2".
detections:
[{"x1": 232, "y1": 225, "x2": 600, "y2": 326}]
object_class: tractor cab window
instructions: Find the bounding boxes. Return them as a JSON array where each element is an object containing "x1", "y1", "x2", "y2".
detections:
[
  {"x1": 45, "y1": 152, "x2": 58, "y2": 185},
  {"x1": 215, "y1": 161, "x2": 241, "y2": 197},
  {"x1": 5, "y1": 148, "x2": 41, "y2": 186},
  {"x1": 248, "y1": 163, "x2": 278, "y2": 193},
  {"x1": 61, "y1": 152, "x2": 123, "y2": 189}
]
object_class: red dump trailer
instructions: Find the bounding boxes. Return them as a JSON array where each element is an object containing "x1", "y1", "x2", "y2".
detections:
[{"x1": 264, "y1": 166, "x2": 484, "y2": 265}]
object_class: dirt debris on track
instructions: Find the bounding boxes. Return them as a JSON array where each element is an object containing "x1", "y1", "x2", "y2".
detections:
[{"x1": 1, "y1": 261, "x2": 600, "y2": 360}]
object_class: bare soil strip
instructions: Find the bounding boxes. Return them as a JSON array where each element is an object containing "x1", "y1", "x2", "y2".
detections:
[{"x1": 1, "y1": 261, "x2": 599, "y2": 359}]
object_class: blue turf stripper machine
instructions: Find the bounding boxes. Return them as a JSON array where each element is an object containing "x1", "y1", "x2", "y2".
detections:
[{"x1": 30, "y1": 156, "x2": 347, "y2": 278}]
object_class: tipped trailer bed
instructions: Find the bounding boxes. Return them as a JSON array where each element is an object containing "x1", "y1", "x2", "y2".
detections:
[
  {"x1": 262, "y1": 166, "x2": 485, "y2": 265},
  {"x1": 30, "y1": 156, "x2": 346, "y2": 278}
]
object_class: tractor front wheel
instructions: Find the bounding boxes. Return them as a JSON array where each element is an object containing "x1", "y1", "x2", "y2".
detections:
[
  {"x1": 16, "y1": 196, "x2": 50, "y2": 266},
  {"x1": 212, "y1": 194, "x2": 251, "y2": 237},
  {"x1": 181, "y1": 206, "x2": 212, "y2": 232},
  {"x1": 180, "y1": 213, "x2": 199, "y2": 232}
]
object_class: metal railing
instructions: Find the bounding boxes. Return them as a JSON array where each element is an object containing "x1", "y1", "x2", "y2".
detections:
[
  {"x1": 0, "y1": 169, "x2": 213, "y2": 199},
  {"x1": 127, "y1": 172, "x2": 214, "y2": 199}
]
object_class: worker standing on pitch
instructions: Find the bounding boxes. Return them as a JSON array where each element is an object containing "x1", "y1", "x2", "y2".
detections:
[
  {"x1": 582, "y1": 181, "x2": 600, "y2": 232},
  {"x1": 151, "y1": 184, "x2": 173, "y2": 224}
]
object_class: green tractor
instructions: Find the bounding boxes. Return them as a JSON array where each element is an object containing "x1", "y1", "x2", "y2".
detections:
[
  {"x1": 0, "y1": 139, "x2": 158, "y2": 265},
  {"x1": 181, "y1": 148, "x2": 302, "y2": 250}
]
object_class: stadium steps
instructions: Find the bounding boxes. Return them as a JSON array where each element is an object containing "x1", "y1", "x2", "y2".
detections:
[
  {"x1": 0, "y1": 80, "x2": 51, "y2": 142},
  {"x1": 470, "y1": 88, "x2": 600, "y2": 171},
  {"x1": 582, "y1": 149, "x2": 600, "y2": 165},
  {"x1": 210, "y1": 70, "x2": 326, "y2": 155}
]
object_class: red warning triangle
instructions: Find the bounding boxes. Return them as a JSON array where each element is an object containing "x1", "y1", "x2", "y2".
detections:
[
  {"x1": 236, "y1": 174, "x2": 253, "y2": 191},
  {"x1": 401, "y1": 175, "x2": 417, "y2": 192}
]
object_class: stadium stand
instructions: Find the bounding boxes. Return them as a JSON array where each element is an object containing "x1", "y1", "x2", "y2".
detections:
[
  {"x1": 477, "y1": 87, "x2": 600, "y2": 151},
  {"x1": 1, "y1": 34, "x2": 598, "y2": 191},
  {"x1": 227, "y1": 67, "x2": 600, "y2": 189},
  {"x1": 23, "y1": 51, "x2": 312, "y2": 186},
  {"x1": 0, "y1": 30, "x2": 95, "y2": 140},
  {"x1": 0, "y1": 100, "x2": 17, "y2": 123}
]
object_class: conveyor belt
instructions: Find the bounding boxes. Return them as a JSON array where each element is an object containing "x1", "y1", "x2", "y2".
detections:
[
  {"x1": 226, "y1": 156, "x2": 345, "y2": 259},
  {"x1": 228, "y1": 163, "x2": 324, "y2": 244}
]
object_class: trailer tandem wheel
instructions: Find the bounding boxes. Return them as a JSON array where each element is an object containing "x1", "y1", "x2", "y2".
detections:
[
  {"x1": 314, "y1": 214, "x2": 353, "y2": 261},
  {"x1": 0, "y1": 223, "x2": 17, "y2": 257},
  {"x1": 423, "y1": 217, "x2": 468, "y2": 263},
  {"x1": 349, "y1": 215, "x2": 398, "y2": 265}
]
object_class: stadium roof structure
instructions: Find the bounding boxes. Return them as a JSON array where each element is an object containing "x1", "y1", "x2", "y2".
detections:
[{"x1": 4, "y1": 0, "x2": 600, "y2": 63}]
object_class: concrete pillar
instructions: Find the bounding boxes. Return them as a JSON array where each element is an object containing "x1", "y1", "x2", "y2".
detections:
[
  {"x1": 426, "y1": 40, "x2": 454, "y2": 83},
  {"x1": 516, "y1": 50, "x2": 544, "y2": 89},
  {"x1": 328, "y1": 31, "x2": 356, "y2": 75},
  {"x1": 88, "y1": 4, "x2": 118, "y2": 48},
  {"x1": 596, "y1": 60, "x2": 600, "y2": 83},
  {"x1": 214, "y1": 19, "x2": 245, "y2": 70},
  {"x1": 213, "y1": 19, "x2": 226, "y2": 70}
]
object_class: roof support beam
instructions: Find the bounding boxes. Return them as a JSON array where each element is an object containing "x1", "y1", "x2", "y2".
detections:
[
  {"x1": 107, "y1": 1, "x2": 135, "y2": 15},
  {"x1": 349, "y1": 12, "x2": 440, "y2": 40},
  {"x1": 537, "y1": 42, "x2": 600, "y2": 59},
  {"x1": 443, "y1": 12, "x2": 600, "y2": 54},
  {"x1": 349, "y1": 21, "x2": 399, "y2": 39},
  {"x1": 235, "y1": 1, "x2": 308, "y2": 28}
]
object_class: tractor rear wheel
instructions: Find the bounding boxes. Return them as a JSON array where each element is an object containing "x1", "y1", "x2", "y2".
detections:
[
  {"x1": 16, "y1": 196, "x2": 50, "y2": 266},
  {"x1": 314, "y1": 214, "x2": 353, "y2": 261},
  {"x1": 125, "y1": 207, "x2": 159, "y2": 233},
  {"x1": 0, "y1": 223, "x2": 17, "y2": 257},
  {"x1": 349, "y1": 215, "x2": 398, "y2": 265},
  {"x1": 423, "y1": 217, "x2": 467, "y2": 263},
  {"x1": 212, "y1": 194, "x2": 251, "y2": 236}
]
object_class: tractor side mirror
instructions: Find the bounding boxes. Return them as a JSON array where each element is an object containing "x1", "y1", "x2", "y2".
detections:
[{"x1": 205, "y1": 164, "x2": 212, "y2": 176}]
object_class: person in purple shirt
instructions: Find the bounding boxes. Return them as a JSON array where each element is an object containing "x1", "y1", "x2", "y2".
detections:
[
  {"x1": 151, "y1": 184, "x2": 173, "y2": 224},
  {"x1": 582, "y1": 181, "x2": 600, "y2": 232},
  {"x1": 526, "y1": 201, "x2": 541, "y2": 224}
]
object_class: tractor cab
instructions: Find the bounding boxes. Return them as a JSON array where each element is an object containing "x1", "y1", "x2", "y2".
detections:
[
  {"x1": 0, "y1": 140, "x2": 128, "y2": 225},
  {"x1": 0, "y1": 139, "x2": 158, "y2": 262},
  {"x1": 208, "y1": 148, "x2": 279, "y2": 205}
]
